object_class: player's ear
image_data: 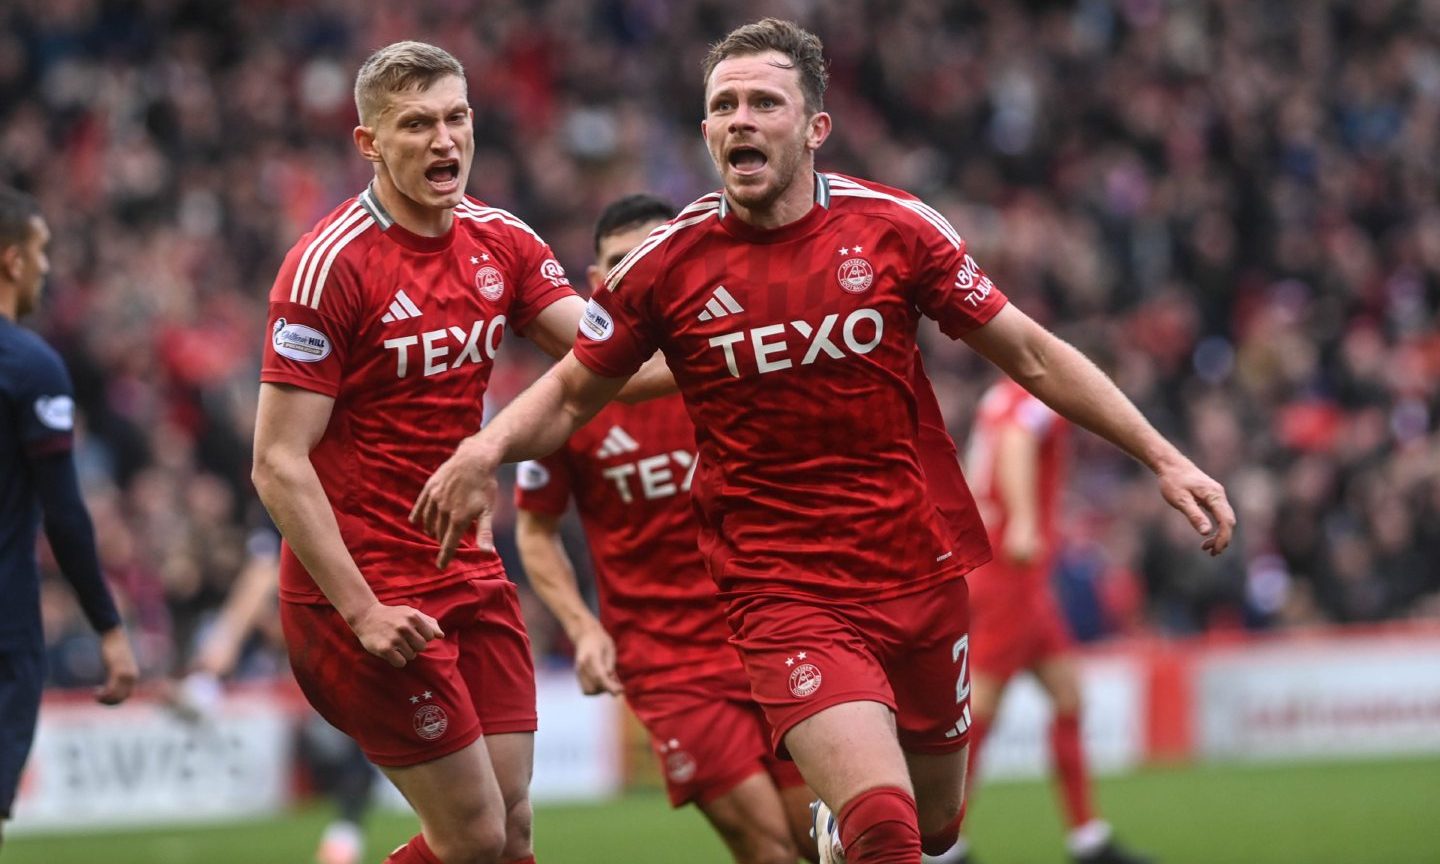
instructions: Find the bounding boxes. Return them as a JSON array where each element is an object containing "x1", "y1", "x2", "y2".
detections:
[
  {"x1": 0, "y1": 244, "x2": 19, "y2": 282},
  {"x1": 353, "y1": 125, "x2": 382, "y2": 163},
  {"x1": 805, "y1": 111, "x2": 832, "y2": 153}
]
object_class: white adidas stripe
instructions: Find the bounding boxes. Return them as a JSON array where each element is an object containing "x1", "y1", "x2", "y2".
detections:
[
  {"x1": 396, "y1": 289, "x2": 421, "y2": 317},
  {"x1": 308, "y1": 215, "x2": 375, "y2": 310},
  {"x1": 826, "y1": 175, "x2": 964, "y2": 249},
  {"x1": 605, "y1": 204, "x2": 720, "y2": 291},
  {"x1": 712, "y1": 286, "x2": 743, "y2": 314},
  {"x1": 455, "y1": 203, "x2": 542, "y2": 241},
  {"x1": 291, "y1": 202, "x2": 365, "y2": 304}
]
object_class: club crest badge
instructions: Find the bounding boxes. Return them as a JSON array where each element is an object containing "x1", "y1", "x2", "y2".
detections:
[
  {"x1": 476, "y1": 266, "x2": 505, "y2": 301},
  {"x1": 837, "y1": 258, "x2": 874, "y2": 294},
  {"x1": 413, "y1": 704, "x2": 449, "y2": 741}
]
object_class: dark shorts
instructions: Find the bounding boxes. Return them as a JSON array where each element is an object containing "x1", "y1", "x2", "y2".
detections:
[
  {"x1": 281, "y1": 576, "x2": 536, "y2": 768},
  {"x1": 727, "y1": 576, "x2": 973, "y2": 758},
  {"x1": 628, "y1": 666, "x2": 807, "y2": 808},
  {"x1": 0, "y1": 647, "x2": 45, "y2": 818}
]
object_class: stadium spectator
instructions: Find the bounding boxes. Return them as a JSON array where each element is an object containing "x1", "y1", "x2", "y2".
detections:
[{"x1": 412, "y1": 17, "x2": 1232, "y2": 864}]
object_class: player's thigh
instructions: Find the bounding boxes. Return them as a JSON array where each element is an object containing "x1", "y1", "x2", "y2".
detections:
[
  {"x1": 885, "y1": 578, "x2": 973, "y2": 754},
  {"x1": 697, "y1": 772, "x2": 799, "y2": 864},
  {"x1": 280, "y1": 596, "x2": 482, "y2": 767},
  {"x1": 0, "y1": 649, "x2": 43, "y2": 820},
  {"x1": 1031, "y1": 652, "x2": 1083, "y2": 716},
  {"x1": 456, "y1": 578, "x2": 538, "y2": 736},
  {"x1": 784, "y1": 699, "x2": 911, "y2": 812},
  {"x1": 904, "y1": 744, "x2": 968, "y2": 834},
  {"x1": 968, "y1": 670, "x2": 1008, "y2": 724},
  {"x1": 381, "y1": 736, "x2": 506, "y2": 854}
]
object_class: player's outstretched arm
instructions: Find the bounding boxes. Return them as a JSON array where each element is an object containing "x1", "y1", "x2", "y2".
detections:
[
  {"x1": 963, "y1": 304, "x2": 1236, "y2": 555},
  {"x1": 253, "y1": 383, "x2": 442, "y2": 668},
  {"x1": 411, "y1": 352, "x2": 627, "y2": 568},
  {"x1": 516, "y1": 510, "x2": 623, "y2": 695}
]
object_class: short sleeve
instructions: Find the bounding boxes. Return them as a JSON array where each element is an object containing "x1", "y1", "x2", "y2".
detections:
[
  {"x1": 260, "y1": 235, "x2": 364, "y2": 397},
  {"x1": 496, "y1": 216, "x2": 579, "y2": 334},
  {"x1": 572, "y1": 247, "x2": 664, "y2": 379},
  {"x1": 17, "y1": 339, "x2": 76, "y2": 457},
  {"x1": 514, "y1": 450, "x2": 574, "y2": 517},
  {"x1": 906, "y1": 201, "x2": 1009, "y2": 339}
]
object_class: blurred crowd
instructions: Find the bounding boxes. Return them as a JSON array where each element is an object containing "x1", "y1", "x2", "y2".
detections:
[{"x1": 5, "y1": 0, "x2": 1439, "y2": 685}]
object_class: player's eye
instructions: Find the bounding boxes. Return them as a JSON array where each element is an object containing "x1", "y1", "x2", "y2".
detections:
[
  {"x1": 711, "y1": 100, "x2": 734, "y2": 112},
  {"x1": 758, "y1": 97, "x2": 777, "y2": 109}
]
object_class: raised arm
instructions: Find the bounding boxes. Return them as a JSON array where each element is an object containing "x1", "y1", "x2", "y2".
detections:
[
  {"x1": 963, "y1": 304, "x2": 1236, "y2": 555},
  {"x1": 515, "y1": 509, "x2": 622, "y2": 695},
  {"x1": 252, "y1": 383, "x2": 442, "y2": 667},
  {"x1": 411, "y1": 352, "x2": 626, "y2": 568}
]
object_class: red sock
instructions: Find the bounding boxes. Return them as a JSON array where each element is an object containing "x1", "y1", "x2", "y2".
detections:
[
  {"x1": 837, "y1": 785, "x2": 921, "y2": 864},
  {"x1": 1051, "y1": 712, "x2": 1095, "y2": 828},
  {"x1": 964, "y1": 715, "x2": 991, "y2": 802},
  {"x1": 385, "y1": 833, "x2": 441, "y2": 864}
]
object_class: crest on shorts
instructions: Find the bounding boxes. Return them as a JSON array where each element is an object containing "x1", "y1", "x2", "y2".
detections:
[
  {"x1": 837, "y1": 258, "x2": 874, "y2": 294},
  {"x1": 413, "y1": 703, "x2": 449, "y2": 740},
  {"x1": 785, "y1": 652, "x2": 823, "y2": 698},
  {"x1": 658, "y1": 738, "x2": 697, "y2": 783},
  {"x1": 475, "y1": 265, "x2": 505, "y2": 301}
]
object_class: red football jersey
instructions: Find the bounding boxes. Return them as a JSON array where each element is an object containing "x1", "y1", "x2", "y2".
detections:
[
  {"x1": 513, "y1": 393, "x2": 738, "y2": 691},
  {"x1": 573, "y1": 173, "x2": 1007, "y2": 601},
  {"x1": 964, "y1": 378, "x2": 1070, "y2": 578},
  {"x1": 263, "y1": 187, "x2": 576, "y2": 603}
]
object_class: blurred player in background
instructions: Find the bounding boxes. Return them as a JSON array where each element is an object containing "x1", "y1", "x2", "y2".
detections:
[
  {"x1": 928, "y1": 377, "x2": 1151, "y2": 864},
  {"x1": 515, "y1": 193, "x2": 817, "y2": 864},
  {"x1": 252, "y1": 41, "x2": 596, "y2": 864},
  {"x1": 0, "y1": 184, "x2": 138, "y2": 847},
  {"x1": 173, "y1": 524, "x2": 375, "y2": 864},
  {"x1": 414, "y1": 19, "x2": 1235, "y2": 864}
]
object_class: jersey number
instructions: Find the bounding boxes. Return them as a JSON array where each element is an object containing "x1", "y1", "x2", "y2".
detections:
[{"x1": 944, "y1": 634, "x2": 972, "y2": 739}]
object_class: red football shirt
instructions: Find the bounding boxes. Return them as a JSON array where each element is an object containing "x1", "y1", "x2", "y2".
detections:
[
  {"x1": 573, "y1": 173, "x2": 1007, "y2": 601},
  {"x1": 964, "y1": 378, "x2": 1070, "y2": 580},
  {"x1": 513, "y1": 393, "x2": 739, "y2": 691},
  {"x1": 262, "y1": 187, "x2": 576, "y2": 603}
]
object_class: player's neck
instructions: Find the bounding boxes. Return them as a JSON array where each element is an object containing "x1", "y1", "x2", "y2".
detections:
[
  {"x1": 726, "y1": 169, "x2": 817, "y2": 230},
  {"x1": 0, "y1": 288, "x2": 16, "y2": 322},
  {"x1": 371, "y1": 173, "x2": 455, "y2": 238}
]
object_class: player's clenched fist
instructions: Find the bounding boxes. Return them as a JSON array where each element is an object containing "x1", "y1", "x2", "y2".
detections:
[
  {"x1": 411, "y1": 435, "x2": 501, "y2": 569},
  {"x1": 348, "y1": 602, "x2": 444, "y2": 668}
]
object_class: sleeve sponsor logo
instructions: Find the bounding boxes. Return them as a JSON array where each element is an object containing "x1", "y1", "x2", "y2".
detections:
[
  {"x1": 516, "y1": 460, "x2": 551, "y2": 491},
  {"x1": 579, "y1": 298, "x2": 614, "y2": 342},
  {"x1": 271, "y1": 318, "x2": 332, "y2": 363},
  {"x1": 540, "y1": 258, "x2": 570, "y2": 288},
  {"x1": 34, "y1": 395, "x2": 75, "y2": 431},
  {"x1": 955, "y1": 254, "x2": 996, "y2": 306}
]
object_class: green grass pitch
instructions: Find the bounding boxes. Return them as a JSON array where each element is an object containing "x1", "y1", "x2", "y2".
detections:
[{"x1": 6, "y1": 757, "x2": 1437, "y2": 863}]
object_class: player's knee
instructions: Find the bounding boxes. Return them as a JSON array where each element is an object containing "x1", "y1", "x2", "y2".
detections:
[
  {"x1": 427, "y1": 817, "x2": 507, "y2": 864},
  {"x1": 499, "y1": 796, "x2": 533, "y2": 860}
]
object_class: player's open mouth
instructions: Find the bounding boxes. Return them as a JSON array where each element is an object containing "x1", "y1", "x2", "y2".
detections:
[
  {"x1": 425, "y1": 161, "x2": 461, "y2": 191},
  {"x1": 727, "y1": 146, "x2": 768, "y2": 175}
]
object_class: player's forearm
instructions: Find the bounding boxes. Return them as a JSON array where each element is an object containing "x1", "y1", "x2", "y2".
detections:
[
  {"x1": 196, "y1": 556, "x2": 279, "y2": 675},
  {"x1": 34, "y1": 454, "x2": 121, "y2": 633},
  {"x1": 252, "y1": 451, "x2": 377, "y2": 624},
  {"x1": 516, "y1": 521, "x2": 600, "y2": 641},
  {"x1": 470, "y1": 356, "x2": 623, "y2": 469},
  {"x1": 995, "y1": 425, "x2": 1040, "y2": 527},
  {"x1": 1003, "y1": 332, "x2": 1187, "y2": 475}
]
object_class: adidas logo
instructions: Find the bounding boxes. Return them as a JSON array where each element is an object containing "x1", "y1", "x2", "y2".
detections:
[
  {"x1": 698, "y1": 285, "x2": 744, "y2": 321},
  {"x1": 381, "y1": 290, "x2": 423, "y2": 323},
  {"x1": 594, "y1": 425, "x2": 639, "y2": 458}
]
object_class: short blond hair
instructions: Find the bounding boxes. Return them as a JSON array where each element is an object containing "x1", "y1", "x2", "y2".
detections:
[{"x1": 354, "y1": 41, "x2": 465, "y2": 125}]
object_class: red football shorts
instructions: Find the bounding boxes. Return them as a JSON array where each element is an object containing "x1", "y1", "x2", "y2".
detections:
[
  {"x1": 967, "y1": 559, "x2": 1072, "y2": 682},
  {"x1": 628, "y1": 665, "x2": 806, "y2": 807},
  {"x1": 726, "y1": 576, "x2": 972, "y2": 757},
  {"x1": 280, "y1": 575, "x2": 537, "y2": 767}
]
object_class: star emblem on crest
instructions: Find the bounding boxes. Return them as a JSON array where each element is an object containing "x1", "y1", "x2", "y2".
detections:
[
  {"x1": 839, "y1": 247, "x2": 849, "y2": 256},
  {"x1": 798, "y1": 652, "x2": 808, "y2": 660},
  {"x1": 409, "y1": 695, "x2": 419, "y2": 704},
  {"x1": 785, "y1": 656, "x2": 795, "y2": 667},
  {"x1": 470, "y1": 256, "x2": 479, "y2": 264}
]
